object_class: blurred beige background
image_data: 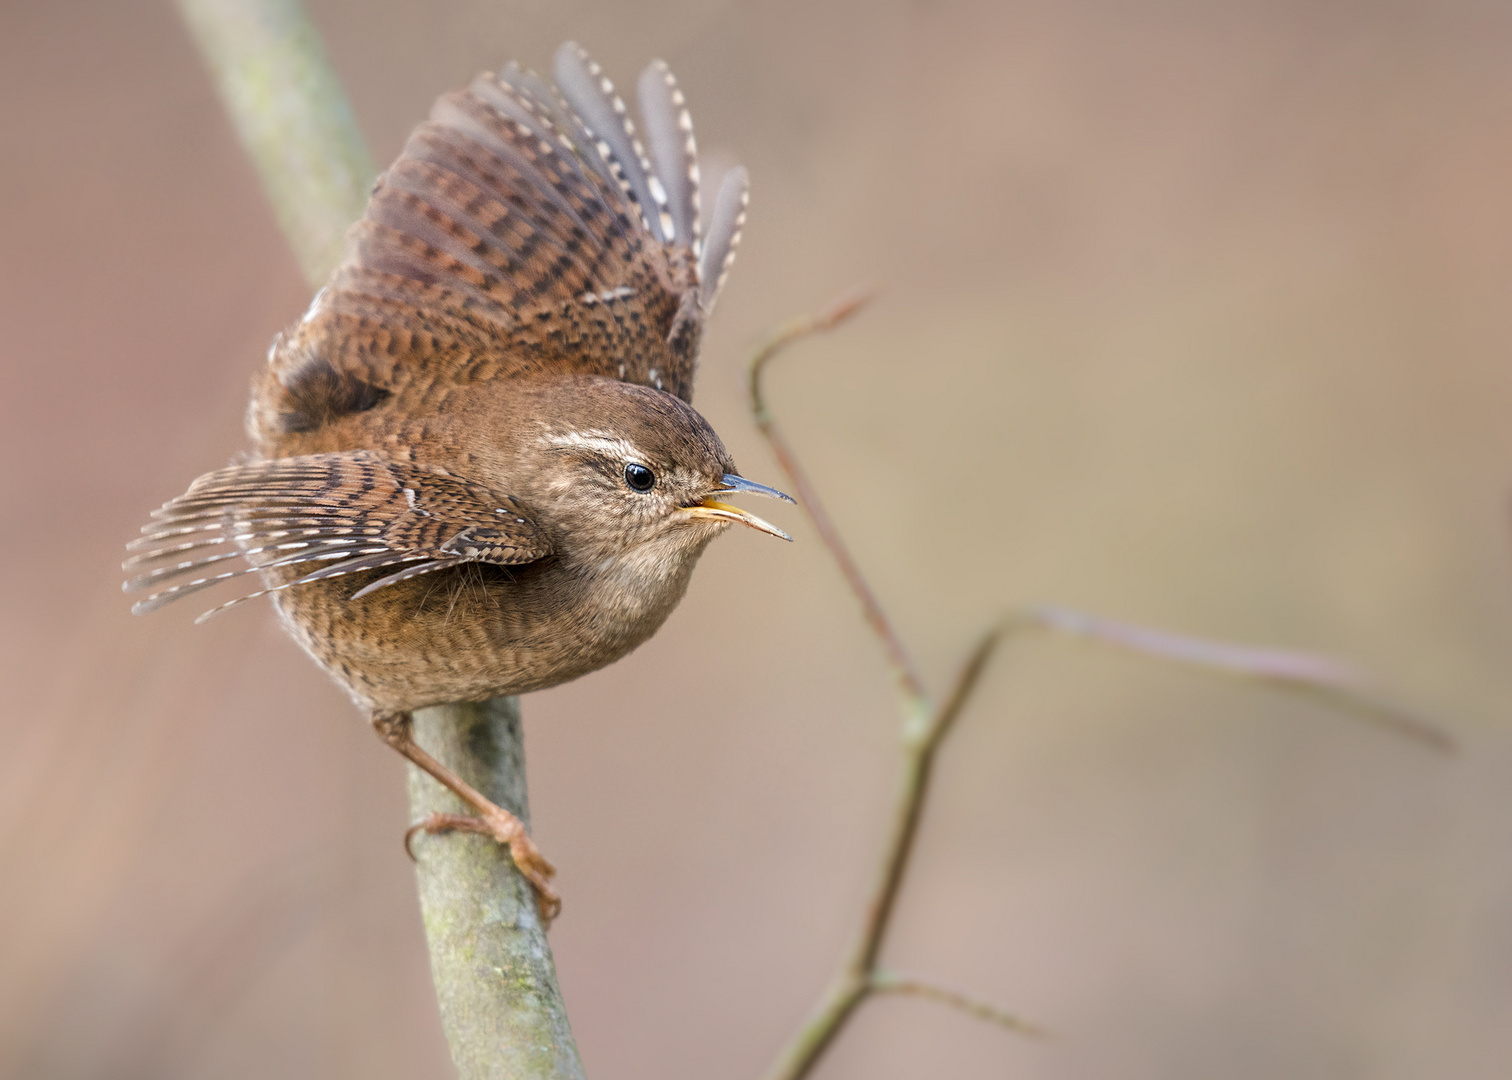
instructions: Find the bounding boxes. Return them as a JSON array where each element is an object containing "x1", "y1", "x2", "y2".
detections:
[{"x1": 5, "y1": 0, "x2": 1512, "y2": 1077}]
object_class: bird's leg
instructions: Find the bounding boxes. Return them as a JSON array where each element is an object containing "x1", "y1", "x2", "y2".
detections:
[{"x1": 370, "y1": 711, "x2": 561, "y2": 923}]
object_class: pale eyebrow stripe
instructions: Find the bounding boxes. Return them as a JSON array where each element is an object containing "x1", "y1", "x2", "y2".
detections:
[{"x1": 540, "y1": 431, "x2": 644, "y2": 460}]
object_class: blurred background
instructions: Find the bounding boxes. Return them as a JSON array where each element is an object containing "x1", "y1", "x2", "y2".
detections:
[{"x1": 5, "y1": 1, "x2": 1512, "y2": 1077}]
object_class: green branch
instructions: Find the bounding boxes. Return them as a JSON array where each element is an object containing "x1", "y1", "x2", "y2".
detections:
[
  {"x1": 175, "y1": 0, "x2": 375, "y2": 286},
  {"x1": 173, "y1": 4, "x2": 583, "y2": 1076},
  {"x1": 410, "y1": 701, "x2": 585, "y2": 1079}
]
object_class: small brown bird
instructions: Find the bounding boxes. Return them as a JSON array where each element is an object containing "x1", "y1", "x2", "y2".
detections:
[{"x1": 124, "y1": 43, "x2": 791, "y2": 920}]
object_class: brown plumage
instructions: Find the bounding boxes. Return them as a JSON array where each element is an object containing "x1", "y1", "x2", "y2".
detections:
[{"x1": 124, "y1": 44, "x2": 789, "y2": 921}]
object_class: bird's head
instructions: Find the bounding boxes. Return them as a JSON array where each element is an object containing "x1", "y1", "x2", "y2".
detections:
[{"x1": 510, "y1": 377, "x2": 792, "y2": 564}]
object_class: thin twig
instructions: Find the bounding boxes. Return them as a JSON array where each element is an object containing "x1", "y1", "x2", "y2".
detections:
[
  {"x1": 747, "y1": 287, "x2": 930, "y2": 708},
  {"x1": 870, "y1": 969, "x2": 1049, "y2": 1039},
  {"x1": 1011, "y1": 605, "x2": 1453, "y2": 752}
]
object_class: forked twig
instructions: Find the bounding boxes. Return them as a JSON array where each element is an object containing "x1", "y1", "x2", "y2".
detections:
[
  {"x1": 749, "y1": 289, "x2": 1452, "y2": 1080},
  {"x1": 751, "y1": 294, "x2": 1039, "y2": 1080},
  {"x1": 754, "y1": 619, "x2": 1040, "y2": 1080}
]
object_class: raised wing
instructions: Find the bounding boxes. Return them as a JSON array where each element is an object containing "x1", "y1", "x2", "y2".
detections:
[
  {"x1": 124, "y1": 452, "x2": 552, "y2": 620},
  {"x1": 255, "y1": 43, "x2": 749, "y2": 443}
]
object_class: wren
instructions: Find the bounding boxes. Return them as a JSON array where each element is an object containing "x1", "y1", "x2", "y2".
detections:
[{"x1": 124, "y1": 43, "x2": 792, "y2": 921}]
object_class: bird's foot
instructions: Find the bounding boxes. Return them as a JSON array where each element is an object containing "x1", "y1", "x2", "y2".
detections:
[{"x1": 406, "y1": 808, "x2": 561, "y2": 924}]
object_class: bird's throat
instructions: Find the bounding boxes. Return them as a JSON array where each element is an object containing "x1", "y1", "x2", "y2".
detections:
[{"x1": 571, "y1": 528, "x2": 717, "y2": 630}]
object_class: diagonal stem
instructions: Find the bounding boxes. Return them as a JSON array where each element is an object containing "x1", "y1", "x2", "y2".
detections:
[
  {"x1": 174, "y1": 0, "x2": 376, "y2": 288},
  {"x1": 758, "y1": 622, "x2": 1032, "y2": 1080},
  {"x1": 849, "y1": 625, "x2": 1006, "y2": 982},
  {"x1": 747, "y1": 288, "x2": 930, "y2": 708}
]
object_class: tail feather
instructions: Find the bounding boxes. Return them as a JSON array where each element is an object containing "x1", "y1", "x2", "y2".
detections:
[
  {"x1": 700, "y1": 166, "x2": 748, "y2": 312},
  {"x1": 254, "y1": 43, "x2": 749, "y2": 444},
  {"x1": 553, "y1": 42, "x2": 669, "y2": 242},
  {"x1": 504, "y1": 63, "x2": 630, "y2": 228},
  {"x1": 637, "y1": 60, "x2": 700, "y2": 254}
]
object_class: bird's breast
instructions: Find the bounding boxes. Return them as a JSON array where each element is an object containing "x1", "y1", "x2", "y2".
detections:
[{"x1": 274, "y1": 533, "x2": 712, "y2": 713}]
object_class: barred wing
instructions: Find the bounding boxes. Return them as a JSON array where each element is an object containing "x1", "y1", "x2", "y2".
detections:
[{"x1": 124, "y1": 452, "x2": 552, "y2": 620}]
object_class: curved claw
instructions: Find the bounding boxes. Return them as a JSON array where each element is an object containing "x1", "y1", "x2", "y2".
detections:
[
  {"x1": 404, "y1": 820, "x2": 428, "y2": 862},
  {"x1": 403, "y1": 810, "x2": 562, "y2": 925}
]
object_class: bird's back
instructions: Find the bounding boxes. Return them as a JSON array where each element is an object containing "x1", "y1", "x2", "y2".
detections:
[{"x1": 250, "y1": 45, "x2": 748, "y2": 462}]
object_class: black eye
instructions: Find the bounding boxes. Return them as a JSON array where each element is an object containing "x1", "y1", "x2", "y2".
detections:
[{"x1": 624, "y1": 462, "x2": 655, "y2": 492}]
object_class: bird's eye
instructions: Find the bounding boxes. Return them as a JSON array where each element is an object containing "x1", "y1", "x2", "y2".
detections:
[{"x1": 624, "y1": 462, "x2": 656, "y2": 492}]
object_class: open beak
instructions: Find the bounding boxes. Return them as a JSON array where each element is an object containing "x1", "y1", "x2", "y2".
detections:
[{"x1": 681, "y1": 473, "x2": 795, "y2": 541}]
